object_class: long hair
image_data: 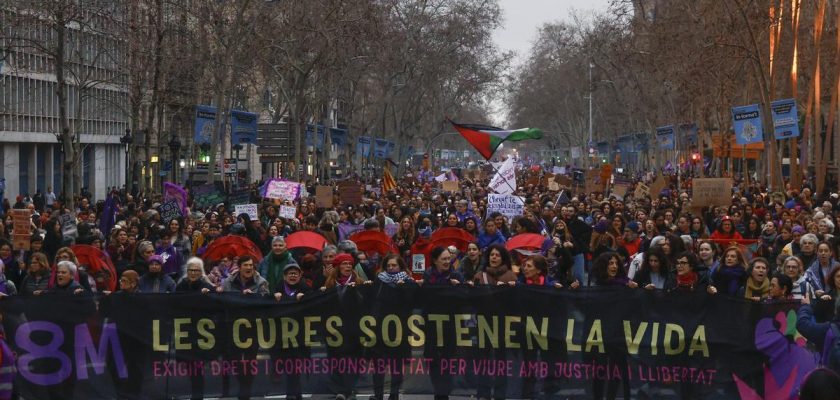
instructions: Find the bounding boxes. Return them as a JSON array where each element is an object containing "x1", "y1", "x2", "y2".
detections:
[{"x1": 482, "y1": 244, "x2": 512, "y2": 269}]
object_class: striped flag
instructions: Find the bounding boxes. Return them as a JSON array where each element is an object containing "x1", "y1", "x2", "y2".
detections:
[{"x1": 383, "y1": 164, "x2": 397, "y2": 192}]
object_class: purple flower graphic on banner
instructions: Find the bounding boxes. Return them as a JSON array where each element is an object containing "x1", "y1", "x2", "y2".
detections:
[{"x1": 732, "y1": 310, "x2": 819, "y2": 399}]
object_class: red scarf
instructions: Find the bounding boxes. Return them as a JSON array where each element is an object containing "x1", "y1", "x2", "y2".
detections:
[
  {"x1": 525, "y1": 275, "x2": 545, "y2": 286},
  {"x1": 676, "y1": 272, "x2": 698, "y2": 289}
]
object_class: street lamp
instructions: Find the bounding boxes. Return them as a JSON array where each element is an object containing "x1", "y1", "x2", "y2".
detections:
[
  {"x1": 169, "y1": 134, "x2": 181, "y2": 184},
  {"x1": 232, "y1": 143, "x2": 243, "y2": 189},
  {"x1": 120, "y1": 129, "x2": 133, "y2": 192}
]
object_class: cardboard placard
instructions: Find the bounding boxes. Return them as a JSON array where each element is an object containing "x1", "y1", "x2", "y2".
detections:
[
  {"x1": 442, "y1": 181, "x2": 459, "y2": 193},
  {"x1": 11, "y1": 209, "x2": 32, "y2": 250},
  {"x1": 555, "y1": 175, "x2": 573, "y2": 187},
  {"x1": 233, "y1": 204, "x2": 259, "y2": 221},
  {"x1": 691, "y1": 178, "x2": 733, "y2": 207},
  {"x1": 338, "y1": 182, "x2": 363, "y2": 206},
  {"x1": 526, "y1": 176, "x2": 540, "y2": 187},
  {"x1": 158, "y1": 200, "x2": 183, "y2": 223},
  {"x1": 315, "y1": 186, "x2": 333, "y2": 208},
  {"x1": 612, "y1": 184, "x2": 631, "y2": 200},
  {"x1": 279, "y1": 205, "x2": 297, "y2": 219},
  {"x1": 649, "y1": 176, "x2": 667, "y2": 199},
  {"x1": 548, "y1": 181, "x2": 560, "y2": 191},
  {"x1": 634, "y1": 183, "x2": 650, "y2": 199},
  {"x1": 412, "y1": 254, "x2": 426, "y2": 273}
]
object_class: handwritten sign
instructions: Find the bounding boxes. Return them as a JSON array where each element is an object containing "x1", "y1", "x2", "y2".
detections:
[
  {"x1": 158, "y1": 200, "x2": 183, "y2": 224},
  {"x1": 264, "y1": 179, "x2": 300, "y2": 201},
  {"x1": 634, "y1": 183, "x2": 650, "y2": 199},
  {"x1": 612, "y1": 184, "x2": 631, "y2": 200},
  {"x1": 315, "y1": 186, "x2": 333, "y2": 208},
  {"x1": 59, "y1": 213, "x2": 77, "y2": 239},
  {"x1": 234, "y1": 204, "x2": 259, "y2": 221},
  {"x1": 555, "y1": 175, "x2": 573, "y2": 187},
  {"x1": 692, "y1": 178, "x2": 733, "y2": 207},
  {"x1": 486, "y1": 194, "x2": 525, "y2": 224},
  {"x1": 441, "y1": 181, "x2": 459, "y2": 193},
  {"x1": 279, "y1": 205, "x2": 297, "y2": 219},
  {"x1": 11, "y1": 209, "x2": 32, "y2": 250},
  {"x1": 649, "y1": 175, "x2": 667, "y2": 199},
  {"x1": 338, "y1": 182, "x2": 363, "y2": 206}
]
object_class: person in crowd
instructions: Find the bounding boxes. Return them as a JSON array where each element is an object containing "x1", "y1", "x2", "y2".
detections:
[
  {"x1": 780, "y1": 256, "x2": 814, "y2": 300},
  {"x1": 710, "y1": 246, "x2": 749, "y2": 296},
  {"x1": 48, "y1": 261, "x2": 84, "y2": 295},
  {"x1": 474, "y1": 244, "x2": 517, "y2": 286},
  {"x1": 322, "y1": 253, "x2": 368, "y2": 289},
  {"x1": 667, "y1": 251, "x2": 710, "y2": 292},
  {"x1": 635, "y1": 247, "x2": 671, "y2": 290},
  {"x1": 592, "y1": 252, "x2": 638, "y2": 288},
  {"x1": 176, "y1": 257, "x2": 214, "y2": 293},
  {"x1": 710, "y1": 216, "x2": 743, "y2": 241},
  {"x1": 519, "y1": 255, "x2": 562, "y2": 288},
  {"x1": 798, "y1": 368, "x2": 840, "y2": 400},
  {"x1": 797, "y1": 295, "x2": 840, "y2": 375},
  {"x1": 219, "y1": 255, "x2": 269, "y2": 295},
  {"x1": 740, "y1": 257, "x2": 771, "y2": 301},
  {"x1": 420, "y1": 246, "x2": 465, "y2": 286},
  {"x1": 766, "y1": 273, "x2": 794, "y2": 302},
  {"x1": 797, "y1": 233, "x2": 820, "y2": 272},
  {"x1": 376, "y1": 253, "x2": 412, "y2": 287},
  {"x1": 19, "y1": 252, "x2": 49, "y2": 296},
  {"x1": 0, "y1": 241, "x2": 21, "y2": 289},
  {"x1": 114, "y1": 270, "x2": 141, "y2": 294},
  {"x1": 139, "y1": 255, "x2": 176, "y2": 293},
  {"x1": 457, "y1": 242, "x2": 483, "y2": 282},
  {"x1": 477, "y1": 218, "x2": 506, "y2": 250},
  {"x1": 393, "y1": 216, "x2": 417, "y2": 260},
  {"x1": 273, "y1": 262, "x2": 311, "y2": 302},
  {"x1": 807, "y1": 241, "x2": 839, "y2": 295},
  {"x1": 258, "y1": 236, "x2": 297, "y2": 293}
]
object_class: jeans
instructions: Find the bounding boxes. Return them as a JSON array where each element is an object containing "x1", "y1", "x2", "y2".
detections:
[{"x1": 572, "y1": 253, "x2": 585, "y2": 286}]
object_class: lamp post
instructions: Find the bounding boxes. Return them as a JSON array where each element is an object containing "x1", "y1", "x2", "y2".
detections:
[
  {"x1": 120, "y1": 129, "x2": 133, "y2": 193},
  {"x1": 232, "y1": 143, "x2": 243, "y2": 189},
  {"x1": 169, "y1": 134, "x2": 181, "y2": 185}
]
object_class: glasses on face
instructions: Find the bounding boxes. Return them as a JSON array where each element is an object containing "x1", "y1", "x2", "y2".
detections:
[{"x1": 119, "y1": 278, "x2": 131, "y2": 283}]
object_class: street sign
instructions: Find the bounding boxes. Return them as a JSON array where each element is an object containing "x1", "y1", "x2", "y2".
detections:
[{"x1": 223, "y1": 159, "x2": 237, "y2": 174}]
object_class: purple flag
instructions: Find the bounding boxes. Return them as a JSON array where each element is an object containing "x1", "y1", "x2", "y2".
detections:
[{"x1": 164, "y1": 182, "x2": 188, "y2": 215}]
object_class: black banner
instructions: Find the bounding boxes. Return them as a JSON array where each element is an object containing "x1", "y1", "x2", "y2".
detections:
[{"x1": 0, "y1": 287, "x2": 818, "y2": 399}]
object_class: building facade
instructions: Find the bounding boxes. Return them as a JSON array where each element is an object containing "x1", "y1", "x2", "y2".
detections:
[{"x1": 0, "y1": 5, "x2": 128, "y2": 202}]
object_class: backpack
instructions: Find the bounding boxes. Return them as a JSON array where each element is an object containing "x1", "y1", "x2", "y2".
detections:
[{"x1": 826, "y1": 324, "x2": 840, "y2": 372}]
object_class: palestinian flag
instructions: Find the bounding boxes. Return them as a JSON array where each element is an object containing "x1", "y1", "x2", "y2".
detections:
[{"x1": 449, "y1": 120, "x2": 543, "y2": 160}]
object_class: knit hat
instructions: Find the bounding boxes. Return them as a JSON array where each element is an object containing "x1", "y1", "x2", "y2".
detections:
[
  {"x1": 626, "y1": 221, "x2": 640, "y2": 233},
  {"x1": 792, "y1": 225, "x2": 805, "y2": 234},
  {"x1": 148, "y1": 255, "x2": 163, "y2": 264},
  {"x1": 283, "y1": 263, "x2": 302, "y2": 274},
  {"x1": 332, "y1": 253, "x2": 354, "y2": 267}
]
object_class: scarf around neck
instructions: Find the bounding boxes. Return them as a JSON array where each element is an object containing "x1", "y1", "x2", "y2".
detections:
[
  {"x1": 337, "y1": 273, "x2": 355, "y2": 286},
  {"x1": 676, "y1": 272, "x2": 698, "y2": 289},
  {"x1": 744, "y1": 277, "x2": 769, "y2": 299},
  {"x1": 525, "y1": 275, "x2": 545, "y2": 286},
  {"x1": 378, "y1": 271, "x2": 410, "y2": 285}
]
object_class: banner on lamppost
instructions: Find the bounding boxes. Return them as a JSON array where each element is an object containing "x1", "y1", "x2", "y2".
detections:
[
  {"x1": 731, "y1": 104, "x2": 764, "y2": 145},
  {"x1": 679, "y1": 123, "x2": 698, "y2": 147},
  {"x1": 374, "y1": 138, "x2": 388, "y2": 159},
  {"x1": 194, "y1": 105, "x2": 217, "y2": 145},
  {"x1": 356, "y1": 136, "x2": 371, "y2": 157},
  {"x1": 330, "y1": 128, "x2": 348, "y2": 147},
  {"x1": 770, "y1": 99, "x2": 800, "y2": 140},
  {"x1": 656, "y1": 125, "x2": 675, "y2": 150}
]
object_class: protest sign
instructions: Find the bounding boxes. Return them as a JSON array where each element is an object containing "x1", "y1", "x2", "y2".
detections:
[
  {"x1": 158, "y1": 200, "x2": 183, "y2": 223},
  {"x1": 612, "y1": 184, "x2": 631, "y2": 200},
  {"x1": 441, "y1": 181, "x2": 459, "y2": 193},
  {"x1": 315, "y1": 185, "x2": 333, "y2": 208},
  {"x1": 488, "y1": 157, "x2": 516, "y2": 195},
  {"x1": 279, "y1": 205, "x2": 297, "y2": 219},
  {"x1": 584, "y1": 170, "x2": 601, "y2": 194},
  {"x1": 59, "y1": 213, "x2": 77, "y2": 239},
  {"x1": 770, "y1": 98, "x2": 800, "y2": 139},
  {"x1": 411, "y1": 254, "x2": 426, "y2": 273},
  {"x1": 264, "y1": 179, "x2": 300, "y2": 201},
  {"x1": 192, "y1": 184, "x2": 225, "y2": 211},
  {"x1": 691, "y1": 178, "x2": 733, "y2": 207},
  {"x1": 634, "y1": 183, "x2": 650, "y2": 199},
  {"x1": 233, "y1": 204, "x2": 259, "y2": 221},
  {"x1": 486, "y1": 194, "x2": 525, "y2": 224},
  {"x1": 338, "y1": 182, "x2": 363, "y2": 206},
  {"x1": 548, "y1": 181, "x2": 560, "y2": 191},
  {"x1": 555, "y1": 175, "x2": 573, "y2": 187},
  {"x1": 11, "y1": 209, "x2": 32, "y2": 250},
  {"x1": 0, "y1": 290, "x2": 798, "y2": 399},
  {"x1": 649, "y1": 175, "x2": 667, "y2": 198}
]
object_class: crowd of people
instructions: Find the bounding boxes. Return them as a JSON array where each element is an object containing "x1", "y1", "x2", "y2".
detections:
[{"x1": 3, "y1": 165, "x2": 840, "y2": 399}]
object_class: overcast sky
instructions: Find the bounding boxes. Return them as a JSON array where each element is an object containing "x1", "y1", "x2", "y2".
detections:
[
  {"x1": 493, "y1": 0, "x2": 612, "y2": 57},
  {"x1": 490, "y1": 0, "x2": 612, "y2": 124}
]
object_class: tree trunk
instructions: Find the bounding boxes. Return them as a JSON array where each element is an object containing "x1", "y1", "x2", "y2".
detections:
[{"x1": 54, "y1": 11, "x2": 75, "y2": 210}]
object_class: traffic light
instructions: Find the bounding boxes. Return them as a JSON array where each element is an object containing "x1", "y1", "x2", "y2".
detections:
[{"x1": 691, "y1": 153, "x2": 701, "y2": 163}]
